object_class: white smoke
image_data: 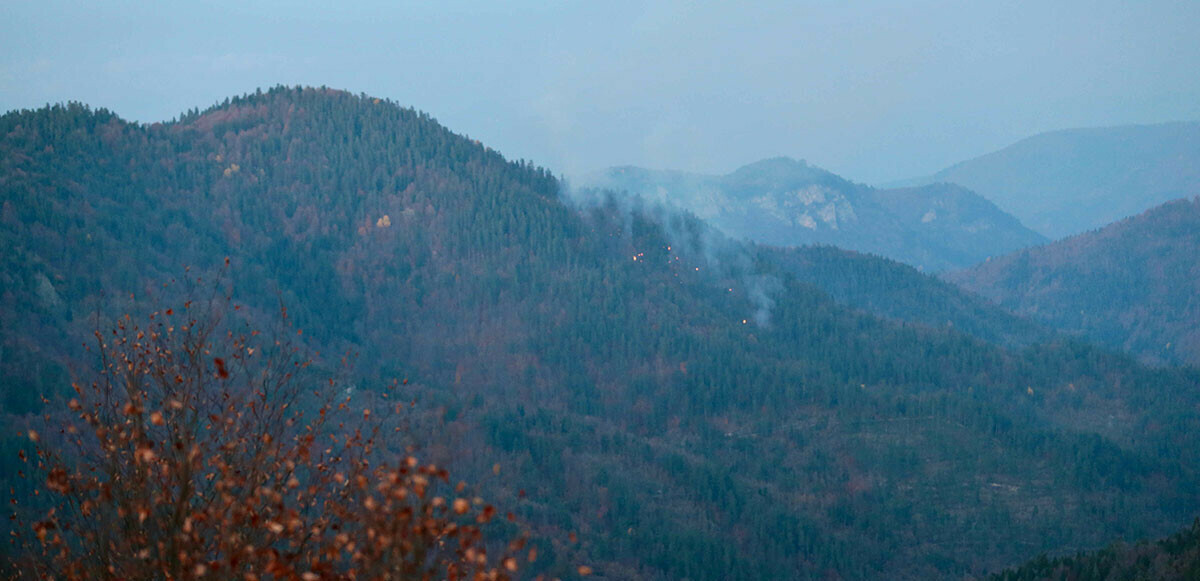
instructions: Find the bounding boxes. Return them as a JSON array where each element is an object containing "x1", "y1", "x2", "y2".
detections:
[{"x1": 563, "y1": 181, "x2": 783, "y2": 328}]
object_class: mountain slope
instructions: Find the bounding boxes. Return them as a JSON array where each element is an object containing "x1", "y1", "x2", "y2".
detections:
[
  {"x1": 579, "y1": 158, "x2": 1046, "y2": 271},
  {"x1": 993, "y1": 518, "x2": 1200, "y2": 580},
  {"x1": 917, "y1": 122, "x2": 1200, "y2": 239},
  {"x1": 945, "y1": 197, "x2": 1200, "y2": 366},
  {"x1": 4, "y1": 88, "x2": 1200, "y2": 579},
  {"x1": 765, "y1": 245, "x2": 1050, "y2": 348}
]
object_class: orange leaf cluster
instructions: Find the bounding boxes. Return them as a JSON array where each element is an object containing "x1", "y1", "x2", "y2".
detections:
[{"x1": 13, "y1": 300, "x2": 538, "y2": 581}]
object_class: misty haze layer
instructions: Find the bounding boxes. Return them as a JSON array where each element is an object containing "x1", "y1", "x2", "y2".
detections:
[
  {"x1": 2, "y1": 1, "x2": 1199, "y2": 183},
  {"x1": 912, "y1": 122, "x2": 1200, "y2": 239}
]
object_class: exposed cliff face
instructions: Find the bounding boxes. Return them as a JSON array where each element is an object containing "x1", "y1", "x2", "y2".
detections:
[{"x1": 582, "y1": 157, "x2": 1045, "y2": 271}]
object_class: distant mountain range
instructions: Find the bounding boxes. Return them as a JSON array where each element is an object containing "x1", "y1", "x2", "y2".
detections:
[
  {"x1": 579, "y1": 157, "x2": 1046, "y2": 272},
  {"x1": 904, "y1": 122, "x2": 1200, "y2": 240},
  {"x1": 946, "y1": 197, "x2": 1200, "y2": 366}
]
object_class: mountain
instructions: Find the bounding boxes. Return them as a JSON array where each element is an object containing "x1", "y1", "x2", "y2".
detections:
[
  {"x1": 912, "y1": 122, "x2": 1200, "y2": 240},
  {"x1": 945, "y1": 197, "x2": 1200, "y2": 367},
  {"x1": 766, "y1": 245, "x2": 1050, "y2": 349},
  {"x1": 993, "y1": 518, "x2": 1200, "y2": 580},
  {"x1": 578, "y1": 158, "x2": 1046, "y2": 272},
  {"x1": 4, "y1": 88, "x2": 1200, "y2": 579}
]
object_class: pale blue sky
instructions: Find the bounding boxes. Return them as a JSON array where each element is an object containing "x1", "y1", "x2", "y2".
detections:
[{"x1": 3, "y1": 0, "x2": 1199, "y2": 183}]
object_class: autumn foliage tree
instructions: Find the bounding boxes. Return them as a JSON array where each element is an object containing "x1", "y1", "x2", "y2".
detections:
[{"x1": 11, "y1": 292, "x2": 538, "y2": 580}]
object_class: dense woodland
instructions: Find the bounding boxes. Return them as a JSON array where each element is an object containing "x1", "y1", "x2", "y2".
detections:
[
  {"x1": 766, "y1": 244, "x2": 1050, "y2": 349},
  {"x1": 947, "y1": 197, "x2": 1200, "y2": 367},
  {"x1": 3, "y1": 87, "x2": 1200, "y2": 579},
  {"x1": 993, "y1": 518, "x2": 1200, "y2": 580}
]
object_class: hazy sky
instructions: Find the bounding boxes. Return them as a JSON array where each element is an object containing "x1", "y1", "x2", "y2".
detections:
[{"x1": 3, "y1": 1, "x2": 1199, "y2": 184}]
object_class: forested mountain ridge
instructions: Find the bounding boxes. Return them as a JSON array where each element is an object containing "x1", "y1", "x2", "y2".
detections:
[
  {"x1": 766, "y1": 245, "x2": 1050, "y2": 349},
  {"x1": 578, "y1": 158, "x2": 1046, "y2": 271},
  {"x1": 4, "y1": 87, "x2": 1200, "y2": 579},
  {"x1": 993, "y1": 518, "x2": 1200, "y2": 580},
  {"x1": 908, "y1": 121, "x2": 1200, "y2": 239},
  {"x1": 945, "y1": 197, "x2": 1200, "y2": 367}
]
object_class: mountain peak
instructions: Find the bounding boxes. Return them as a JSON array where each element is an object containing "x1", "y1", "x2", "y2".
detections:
[
  {"x1": 736, "y1": 156, "x2": 809, "y2": 171},
  {"x1": 723, "y1": 156, "x2": 852, "y2": 194},
  {"x1": 729, "y1": 156, "x2": 820, "y2": 179},
  {"x1": 580, "y1": 157, "x2": 1044, "y2": 271}
]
